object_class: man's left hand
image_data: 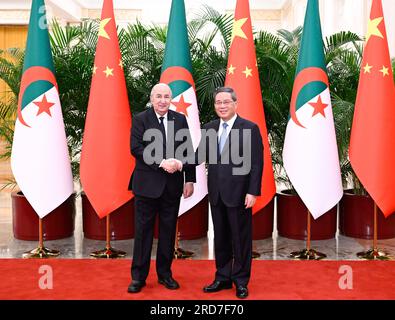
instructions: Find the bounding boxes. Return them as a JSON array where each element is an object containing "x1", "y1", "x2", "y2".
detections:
[
  {"x1": 183, "y1": 182, "x2": 194, "y2": 198},
  {"x1": 244, "y1": 194, "x2": 256, "y2": 209}
]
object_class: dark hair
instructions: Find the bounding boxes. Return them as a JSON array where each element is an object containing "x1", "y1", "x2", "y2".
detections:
[{"x1": 213, "y1": 86, "x2": 237, "y2": 102}]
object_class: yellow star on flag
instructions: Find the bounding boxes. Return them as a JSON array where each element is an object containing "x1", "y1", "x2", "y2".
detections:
[
  {"x1": 93, "y1": 65, "x2": 98, "y2": 75},
  {"x1": 379, "y1": 65, "x2": 389, "y2": 77},
  {"x1": 119, "y1": 59, "x2": 123, "y2": 69},
  {"x1": 103, "y1": 66, "x2": 114, "y2": 77},
  {"x1": 231, "y1": 18, "x2": 248, "y2": 44},
  {"x1": 228, "y1": 64, "x2": 236, "y2": 75},
  {"x1": 98, "y1": 18, "x2": 111, "y2": 40},
  {"x1": 363, "y1": 63, "x2": 372, "y2": 74},
  {"x1": 242, "y1": 66, "x2": 252, "y2": 78},
  {"x1": 366, "y1": 17, "x2": 384, "y2": 43}
]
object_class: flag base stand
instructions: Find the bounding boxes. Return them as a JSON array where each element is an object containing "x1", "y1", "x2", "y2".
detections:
[
  {"x1": 174, "y1": 247, "x2": 194, "y2": 259},
  {"x1": 23, "y1": 246, "x2": 60, "y2": 259},
  {"x1": 173, "y1": 224, "x2": 194, "y2": 259},
  {"x1": 252, "y1": 251, "x2": 260, "y2": 259},
  {"x1": 90, "y1": 215, "x2": 126, "y2": 259},
  {"x1": 23, "y1": 218, "x2": 60, "y2": 258},
  {"x1": 357, "y1": 204, "x2": 392, "y2": 260},
  {"x1": 357, "y1": 248, "x2": 391, "y2": 260},
  {"x1": 290, "y1": 210, "x2": 326, "y2": 260},
  {"x1": 290, "y1": 248, "x2": 326, "y2": 260},
  {"x1": 90, "y1": 247, "x2": 126, "y2": 259}
]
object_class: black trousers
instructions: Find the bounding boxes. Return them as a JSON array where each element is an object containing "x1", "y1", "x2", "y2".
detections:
[
  {"x1": 131, "y1": 186, "x2": 180, "y2": 281},
  {"x1": 210, "y1": 195, "x2": 252, "y2": 287}
]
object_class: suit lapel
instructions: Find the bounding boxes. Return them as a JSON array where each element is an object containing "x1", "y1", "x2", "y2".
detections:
[
  {"x1": 210, "y1": 119, "x2": 221, "y2": 160},
  {"x1": 167, "y1": 109, "x2": 177, "y2": 131},
  {"x1": 148, "y1": 107, "x2": 167, "y2": 152},
  {"x1": 148, "y1": 107, "x2": 161, "y2": 130}
]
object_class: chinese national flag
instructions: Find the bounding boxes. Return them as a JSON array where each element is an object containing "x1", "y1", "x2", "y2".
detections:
[
  {"x1": 225, "y1": 0, "x2": 276, "y2": 213},
  {"x1": 80, "y1": 0, "x2": 134, "y2": 218},
  {"x1": 349, "y1": 0, "x2": 395, "y2": 217}
]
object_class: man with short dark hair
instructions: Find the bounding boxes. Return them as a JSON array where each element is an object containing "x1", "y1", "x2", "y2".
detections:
[{"x1": 199, "y1": 86, "x2": 264, "y2": 299}]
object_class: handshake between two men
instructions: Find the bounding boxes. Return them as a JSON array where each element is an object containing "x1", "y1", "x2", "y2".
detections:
[
  {"x1": 159, "y1": 158, "x2": 193, "y2": 198},
  {"x1": 160, "y1": 158, "x2": 183, "y2": 173}
]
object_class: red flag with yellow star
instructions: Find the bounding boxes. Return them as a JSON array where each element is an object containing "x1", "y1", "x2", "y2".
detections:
[
  {"x1": 80, "y1": 0, "x2": 134, "y2": 218},
  {"x1": 225, "y1": 0, "x2": 276, "y2": 214},
  {"x1": 349, "y1": 0, "x2": 395, "y2": 217}
]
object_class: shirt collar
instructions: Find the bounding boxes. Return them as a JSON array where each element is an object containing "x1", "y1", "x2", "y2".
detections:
[
  {"x1": 220, "y1": 113, "x2": 237, "y2": 129},
  {"x1": 155, "y1": 111, "x2": 168, "y2": 121}
]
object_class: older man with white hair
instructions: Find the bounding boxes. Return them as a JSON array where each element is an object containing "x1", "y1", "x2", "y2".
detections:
[{"x1": 127, "y1": 83, "x2": 195, "y2": 293}]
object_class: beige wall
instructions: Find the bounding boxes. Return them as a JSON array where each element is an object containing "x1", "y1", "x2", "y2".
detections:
[
  {"x1": 0, "y1": 26, "x2": 27, "y2": 184},
  {"x1": 1, "y1": 1, "x2": 395, "y2": 56},
  {"x1": 0, "y1": 25, "x2": 27, "y2": 105},
  {"x1": 80, "y1": 9, "x2": 142, "y2": 27},
  {"x1": 283, "y1": 0, "x2": 395, "y2": 57}
]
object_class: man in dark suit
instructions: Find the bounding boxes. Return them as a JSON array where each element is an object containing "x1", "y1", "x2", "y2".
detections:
[
  {"x1": 199, "y1": 87, "x2": 263, "y2": 299},
  {"x1": 127, "y1": 83, "x2": 195, "y2": 293}
]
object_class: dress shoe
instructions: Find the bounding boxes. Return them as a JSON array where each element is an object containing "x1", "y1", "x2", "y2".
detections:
[
  {"x1": 203, "y1": 280, "x2": 233, "y2": 293},
  {"x1": 158, "y1": 276, "x2": 180, "y2": 290},
  {"x1": 236, "y1": 285, "x2": 248, "y2": 299},
  {"x1": 127, "y1": 280, "x2": 146, "y2": 293}
]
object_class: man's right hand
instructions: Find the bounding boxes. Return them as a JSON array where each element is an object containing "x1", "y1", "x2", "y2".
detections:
[{"x1": 160, "y1": 159, "x2": 182, "y2": 173}]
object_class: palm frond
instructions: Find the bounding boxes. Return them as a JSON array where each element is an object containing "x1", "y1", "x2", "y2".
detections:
[
  {"x1": 325, "y1": 31, "x2": 362, "y2": 53},
  {"x1": 50, "y1": 19, "x2": 82, "y2": 55},
  {"x1": 0, "y1": 48, "x2": 24, "y2": 96},
  {"x1": 191, "y1": 5, "x2": 234, "y2": 53},
  {"x1": 277, "y1": 26, "x2": 302, "y2": 47}
]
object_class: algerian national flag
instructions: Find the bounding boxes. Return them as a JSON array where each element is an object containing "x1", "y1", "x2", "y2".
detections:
[
  {"x1": 11, "y1": 0, "x2": 73, "y2": 219},
  {"x1": 282, "y1": 0, "x2": 342, "y2": 219},
  {"x1": 160, "y1": 0, "x2": 208, "y2": 216}
]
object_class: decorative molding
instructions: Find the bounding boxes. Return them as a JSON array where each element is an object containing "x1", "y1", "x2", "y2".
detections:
[
  {"x1": 251, "y1": 9, "x2": 282, "y2": 21},
  {"x1": 85, "y1": 9, "x2": 142, "y2": 22},
  {"x1": 225, "y1": 9, "x2": 281, "y2": 21},
  {"x1": 0, "y1": 10, "x2": 30, "y2": 25}
]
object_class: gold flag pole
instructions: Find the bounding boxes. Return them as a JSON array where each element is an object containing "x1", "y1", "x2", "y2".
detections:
[
  {"x1": 357, "y1": 203, "x2": 390, "y2": 260},
  {"x1": 174, "y1": 221, "x2": 194, "y2": 259},
  {"x1": 23, "y1": 218, "x2": 60, "y2": 258},
  {"x1": 91, "y1": 215, "x2": 126, "y2": 258},
  {"x1": 290, "y1": 210, "x2": 326, "y2": 260}
]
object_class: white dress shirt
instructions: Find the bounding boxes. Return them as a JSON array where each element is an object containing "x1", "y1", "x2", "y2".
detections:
[
  {"x1": 155, "y1": 111, "x2": 168, "y2": 138},
  {"x1": 218, "y1": 113, "x2": 238, "y2": 141}
]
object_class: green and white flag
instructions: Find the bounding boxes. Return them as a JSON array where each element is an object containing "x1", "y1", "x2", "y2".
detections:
[
  {"x1": 11, "y1": 0, "x2": 73, "y2": 218},
  {"x1": 282, "y1": 0, "x2": 342, "y2": 219},
  {"x1": 160, "y1": 0, "x2": 207, "y2": 216}
]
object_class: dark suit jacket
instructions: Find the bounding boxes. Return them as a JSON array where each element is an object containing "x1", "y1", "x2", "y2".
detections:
[
  {"x1": 197, "y1": 115, "x2": 263, "y2": 207},
  {"x1": 128, "y1": 108, "x2": 196, "y2": 199}
]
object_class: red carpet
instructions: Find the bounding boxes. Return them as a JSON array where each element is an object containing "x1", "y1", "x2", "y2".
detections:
[{"x1": 0, "y1": 259, "x2": 395, "y2": 300}]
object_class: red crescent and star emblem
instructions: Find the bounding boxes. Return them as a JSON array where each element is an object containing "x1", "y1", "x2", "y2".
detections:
[
  {"x1": 17, "y1": 66, "x2": 58, "y2": 128},
  {"x1": 290, "y1": 67, "x2": 329, "y2": 128},
  {"x1": 160, "y1": 66, "x2": 195, "y2": 117}
]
